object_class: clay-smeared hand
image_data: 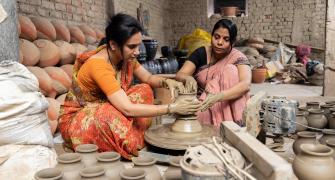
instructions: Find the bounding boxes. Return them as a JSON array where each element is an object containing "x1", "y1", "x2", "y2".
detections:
[
  {"x1": 200, "y1": 92, "x2": 224, "y2": 111},
  {"x1": 162, "y1": 79, "x2": 185, "y2": 100},
  {"x1": 169, "y1": 98, "x2": 201, "y2": 115},
  {"x1": 184, "y1": 76, "x2": 198, "y2": 93}
]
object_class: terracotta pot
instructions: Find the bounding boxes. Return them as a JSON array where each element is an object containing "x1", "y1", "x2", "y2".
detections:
[
  {"x1": 296, "y1": 112, "x2": 308, "y2": 132},
  {"x1": 293, "y1": 131, "x2": 318, "y2": 155},
  {"x1": 329, "y1": 112, "x2": 335, "y2": 129},
  {"x1": 75, "y1": 144, "x2": 98, "y2": 167},
  {"x1": 20, "y1": 38, "x2": 40, "y2": 66},
  {"x1": 19, "y1": 15, "x2": 37, "y2": 41},
  {"x1": 320, "y1": 129, "x2": 335, "y2": 145},
  {"x1": 80, "y1": 166, "x2": 107, "y2": 180},
  {"x1": 96, "y1": 152, "x2": 124, "y2": 180},
  {"x1": 35, "y1": 168, "x2": 63, "y2": 180},
  {"x1": 69, "y1": 25, "x2": 86, "y2": 44},
  {"x1": 306, "y1": 109, "x2": 327, "y2": 129},
  {"x1": 132, "y1": 156, "x2": 161, "y2": 180},
  {"x1": 306, "y1": 101, "x2": 320, "y2": 109},
  {"x1": 52, "y1": 20, "x2": 71, "y2": 42},
  {"x1": 220, "y1": 6, "x2": 239, "y2": 17},
  {"x1": 44, "y1": 67, "x2": 72, "y2": 89},
  {"x1": 34, "y1": 39, "x2": 60, "y2": 67},
  {"x1": 54, "y1": 40, "x2": 76, "y2": 65},
  {"x1": 71, "y1": 43, "x2": 88, "y2": 56},
  {"x1": 79, "y1": 25, "x2": 97, "y2": 44},
  {"x1": 251, "y1": 68, "x2": 267, "y2": 83},
  {"x1": 326, "y1": 139, "x2": 335, "y2": 159},
  {"x1": 119, "y1": 168, "x2": 146, "y2": 180},
  {"x1": 163, "y1": 156, "x2": 182, "y2": 180},
  {"x1": 293, "y1": 144, "x2": 335, "y2": 180},
  {"x1": 30, "y1": 16, "x2": 57, "y2": 41},
  {"x1": 56, "y1": 153, "x2": 84, "y2": 180},
  {"x1": 26, "y1": 66, "x2": 53, "y2": 97}
]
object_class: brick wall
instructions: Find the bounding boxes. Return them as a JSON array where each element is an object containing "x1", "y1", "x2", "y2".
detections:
[
  {"x1": 112, "y1": 0, "x2": 171, "y2": 51},
  {"x1": 168, "y1": 0, "x2": 326, "y2": 59},
  {"x1": 17, "y1": 0, "x2": 107, "y2": 30}
]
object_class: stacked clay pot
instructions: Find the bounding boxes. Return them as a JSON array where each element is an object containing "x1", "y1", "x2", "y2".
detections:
[
  {"x1": 75, "y1": 144, "x2": 99, "y2": 167},
  {"x1": 96, "y1": 152, "x2": 125, "y2": 179},
  {"x1": 18, "y1": 15, "x2": 105, "y2": 135}
]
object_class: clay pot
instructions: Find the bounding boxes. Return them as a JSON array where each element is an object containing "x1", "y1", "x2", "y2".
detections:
[
  {"x1": 296, "y1": 112, "x2": 308, "y2": 132},
  {"x1": 96, "y1": 152, "x2": 124, "y2": 180},
  {"x1": 320, "y1": 129, "x2": 335, "y2": 145},
  {"x1": 119, "y1": 168, "x2": 146, "y2": 180},
  {"x1": 220, "y1": 6, "x2": 239, "y2": 17},
  {"x1": 80, "y1": 166, "x2": 107, "y2": 180},
  {"x1": 20, "y1": 38, "x2": 40, "y2": 66},
  {"x1": 251, "y1": 68, "x2": 267, "y2": 83},
  {"x1": 19, "y1": 15, "x2": 37, "y2": 41},
  {"x1": 56, "y1": 153, "x2": 84, "y2": 180},
  {"x1": 326, "y1": 139, "x2": 335, "y2": 159},
  {"x1": 26, "y1": 66, "x2": 53, "y2": 97},
  {"x1": 75, "y1": 144, "x2": 98, "y2": 167},
  {"x1": 69, "y1": 26, "x2": 86, "y2": 44},
  {"x1": 35, "y1": 168, "x2": 63, "y2": 180},
  {"x1": 171, "y1": 116, "x2": 202, "y2": 133},
  {"x1": 34, "y1": 39, "x2": 60, "y2": 67},
  {"x1": 52, "y1": 20, "x2": 71, "y2": 42},
  {"x1": 306, "y1": 101, "x2": 320, "y2": 109},
  {"x1": 132, "y1": 156, "x2": 161, "y2": 180},
  {"x1": 175, "y1": 92, "x2": 198, "y2": 102},
  {"x1": 79, "y1": 25, "x2": 97, "y2": 44},
  {"x1": 163, "y1": 156, "x2": 182, "y2": 180},
  {"x1": 54, "y1": 40, "x2": 76, "y2": 65},
  {"x1": 293, "y1": 131, "x2": 318, "y2": 155},
  {"x1": 44, "y1": 67, "x2": 71, "y2": 90},
  {"x1": 60, "y1": 64, "x2": 74, "y2": 79},
  {"x1": 71, "y1": 43, "x2": 88, "y2": 56},
  {"x1": 321, "y1": 104, "x2": 334, "y2": 121},
  {"x1": 329, "y1": 112, "x2": 335, "y2": 129},
  {"x1": 142, "y1": 39, "x2": 158, "y2": 61},
  {"x1": 293, "y1": 144, "x2": 335, "y2": 180},
  {"x1": 94, "y1": 28, "x2": 105, "y2": 41},
  {"x1": 306, "y1": 109, "x2": 327, "y2": 129},
  {"x1": 30, "y1": 16, "x2": 57, "y2": 41}
]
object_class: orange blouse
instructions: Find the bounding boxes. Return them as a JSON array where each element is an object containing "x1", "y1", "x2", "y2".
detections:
[{"x1": 77, "y1": 58, "x2": 141, "y2": 96}]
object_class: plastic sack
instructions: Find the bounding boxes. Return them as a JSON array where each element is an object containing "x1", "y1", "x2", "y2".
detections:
[
  {"x1": 178, "y1": 28, "x2": 211, "y2": 55},
  {"x1": 271, "y1": 42, "x2": 295, "y2": 65},
  {"x1": 0, "y1": 144, "x2": 57, "y2": 180},
  {"x1": 0, "y1": 61, "x2": 53, "y2": 147}
]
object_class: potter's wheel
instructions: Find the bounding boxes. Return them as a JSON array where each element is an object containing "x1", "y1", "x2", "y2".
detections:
[{"x1": 144, "y1": 115, "x2": 218, "y2": 150}]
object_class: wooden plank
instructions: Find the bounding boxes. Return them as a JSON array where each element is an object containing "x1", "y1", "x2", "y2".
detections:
[{"x1": 221, "y1": 121, "x2": 295, "y2": 180}]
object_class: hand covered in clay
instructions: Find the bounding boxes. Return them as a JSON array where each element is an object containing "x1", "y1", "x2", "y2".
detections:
[
  {"x1": 200, "y1": 92, "x2": 224, "y2": 111},
  {"x1": 184, "y1": 76, "x2": 198, "y2": 93},
  {"x1": 169, "y1": 98, "x2": 201, "y2": 115},
  {"x1": 162, "y1": 79, "x2": 185, "y2": 100}
]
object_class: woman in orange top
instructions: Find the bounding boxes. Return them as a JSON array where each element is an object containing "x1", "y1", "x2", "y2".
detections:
[{"x1": 58, "y1": 13, "x2": 200, "y2": 159}]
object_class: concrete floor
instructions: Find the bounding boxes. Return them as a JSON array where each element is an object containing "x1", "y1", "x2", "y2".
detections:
[{"x1": 250, "y1": 82, "x2": 335, "y2": 104}]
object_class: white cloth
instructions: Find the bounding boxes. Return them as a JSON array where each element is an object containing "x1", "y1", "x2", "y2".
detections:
[{"x1": 0, "y1": 61, "x2": 53, "y2": 147}]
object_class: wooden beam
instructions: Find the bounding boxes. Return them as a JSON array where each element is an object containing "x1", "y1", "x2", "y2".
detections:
[{"x1": 221, "y1": 121, "x2": 295, "y2": 180}]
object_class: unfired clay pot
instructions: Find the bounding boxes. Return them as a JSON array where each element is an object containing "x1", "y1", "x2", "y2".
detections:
[
  {"x1": 132, "y1": 156, "x2": 161, "y2": 180},
  {"x1": 326, "y1": 139, "x2": 335, "y2": 159},
  {"x1": 306, "y1": 101, "x2": 320, "y2": 109},
  {"x1": 296, "y1": 112, "x2": 308, "y2": 132},
  {"x1": 293, "y1": 144, "x2": 335, "y2": 180},
  {"x1": 325, "y1": 101, "x2": 335, "y2": 105},
  {"x1": 75, "y1": 144, "x2": 98, "y2": 167},
  {"x1": 56, "y1": 153, "x2": 84, "y2": 180},
  {"x1": 96, "y1": 152, "x2": 124, "y2": 180},
  {"x1": 35, "y1": 168, "x2": 63, "y2": 180},
  {"x1": 306, "y1": 109, "x2": 327, "y2": 129},
  {"x1": 163, "y1": 156, "x2": 182, "y2": 180},
  {"x1": 320, "y1": 129, "x2": 335, "y2": 145},
  {"x1": 80, "y1": 166, "x2": 107, "y2": 180},
  {"x1": 119, "y1": 168, "x2": 146, "y2": 180},
  {"x1": 293, "y1": 131, "x2": 318, "y2": 155},
  {"x1": 171, "y1": 116, "x2": 202, "y2": 133},
  {"x1": 321, "y1": 104, "x2": 334, "y2": 121}
]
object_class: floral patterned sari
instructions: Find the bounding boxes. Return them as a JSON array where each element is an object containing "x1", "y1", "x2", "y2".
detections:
[{"x1": 58, "y1": 45, "x2": 153, "y2": 159}]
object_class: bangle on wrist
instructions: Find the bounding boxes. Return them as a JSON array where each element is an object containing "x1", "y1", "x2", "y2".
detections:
[
  {"x1": 161, "y1": 78, "x2": 168, "y2": 88},
  {"x1": 167, "y1": 104, "x2": 171, "y2": 114}
]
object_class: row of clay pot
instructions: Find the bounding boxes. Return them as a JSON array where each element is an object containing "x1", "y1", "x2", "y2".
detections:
[
  {"x1": 36, "y1": 144, "x2": 167, "y2": 179},
  {"x1": 19, "y1": 15, "x2": 104, "y2": 44},
  {"x1": 20, "y1": 38, "x2": 89, "y2": 67},
  {"x1": 297, "y1": 104, "x2": 335, "y2": 131}
]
